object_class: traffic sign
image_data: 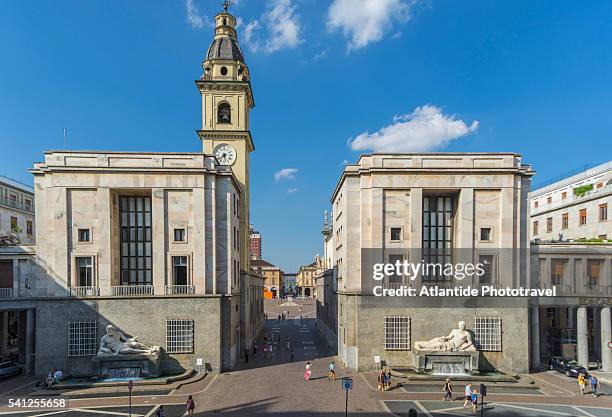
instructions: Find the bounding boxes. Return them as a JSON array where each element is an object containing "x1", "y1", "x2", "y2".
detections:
[
  {"x1": 128, "y1": 380, "x2": 134, "y2": 391},
  {"x1": 342, "y1": 377, "x2": 353, "y2": 390},
  {"x1": 608, "y1": 341, "x2": 612, "y2": 349}
]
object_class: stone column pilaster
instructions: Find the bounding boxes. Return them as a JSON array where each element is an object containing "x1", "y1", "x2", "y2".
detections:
[
  {"x1": 601, "y1": 307, "x2": 611, "y2": 372},
  {"x1": 530, "y1": 306, "x2": 541, "y2": 370},
  {"x1": 26, "y1": 309, "x2": 35, "y2": 375},
  {"x1": 577, "y1": 306, "x2": 589, "y2": 366}
]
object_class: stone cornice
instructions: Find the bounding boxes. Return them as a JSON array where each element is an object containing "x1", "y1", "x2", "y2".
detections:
[
  {"x1": 195, "y1": 79, "x2": 255, "y2": 108},
  {"x1": 197, "y1": 129, "x2": 255, "y2": 152}
]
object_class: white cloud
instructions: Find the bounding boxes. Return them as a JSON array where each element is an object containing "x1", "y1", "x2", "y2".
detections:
[
  {"x1": 242, "y1": 0, "x2": 302, "y2": 53},
  {"x1": 287, "y1": 188, "x2": 299, "y2": 193},
  {"x1": 274, "y1": 168, "x2": 298, "y2": 181},
  {"x1": 327, "y1": 0, "x2": 416, "y2": 50},
  {"x1": 348, "y1": 105, "x2": 479, "y2": 153},
  {"x1": 185, "y1": 0, "x2": 205, "y2": 29},
  {"x1": 313, "y1": 48, "x2": 330, "y2": 61}
]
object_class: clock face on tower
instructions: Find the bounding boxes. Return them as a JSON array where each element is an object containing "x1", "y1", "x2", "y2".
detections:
[{"x1": 214, "y1": 144, "x2": 237, "y2": 166}]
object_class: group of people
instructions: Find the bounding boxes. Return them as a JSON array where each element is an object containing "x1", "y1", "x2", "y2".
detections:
[
  {"x1": 302, "y1": 361, "x2": 337, "y2": 381},
  {"x1": 376, "y1": 368, "x2": 393, "y2": 391},
  {"x1": 577, "y1": 373, "x2": 600, "y2": 397}
]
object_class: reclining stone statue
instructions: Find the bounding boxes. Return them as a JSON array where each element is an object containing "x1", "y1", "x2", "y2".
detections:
[
  {"x1": 414, "y1": 320, "x2": 476, "y2": 351},
  {"x1": 97, "y1": 325, "x2": 160, "y2": 357}
]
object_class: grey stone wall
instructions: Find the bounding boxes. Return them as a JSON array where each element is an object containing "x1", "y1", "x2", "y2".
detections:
[{"x1": 34, "y1": 296, "x2": 223, "y2": 377}]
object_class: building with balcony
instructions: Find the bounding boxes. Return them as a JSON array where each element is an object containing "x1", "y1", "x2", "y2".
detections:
[
  {"x1": 0, "y1": 175, "x2": 35, "y2": 245},
  {"x1": 0, "y1": 6, "x2": 264, "y2": 377},
  {"x1": 530, "y1": 161, "x2": 611, "y2": 242}
]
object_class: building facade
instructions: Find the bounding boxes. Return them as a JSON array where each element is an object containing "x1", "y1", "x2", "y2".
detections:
[
  {"x1": 321, "y1": 153, "x2": 534, "y2": 373},
  {"x1": 296, "y1": 256, "x2": 323, "y2": 298},
  {"x1": 251, "y1": 259, "x2": 283, "y2": 298},
  {"x1": 249, "y1": 225, "x2": 262, "y2": 260},
  {"x1": 0, "y1": 175, "x2": 35, "y2": 245},
  {"x1": 0, "y1": 6, "x2": 264, "y2": 376},
  {"x1": 530, "y1": 161, "x2": 611, "y2": 242}
]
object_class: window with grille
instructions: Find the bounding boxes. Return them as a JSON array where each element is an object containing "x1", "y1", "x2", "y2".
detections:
[
  {"x1": 166, "y1": 319, "x2": 194, "y2": 353},
  {"x1": 68, "y1": 321, "x2": 97, "y2": 357},
  {"x1": 474, "y1": 317, "x2": 502, "y2": 351},
  {"x1": 384, "y1": 316, "x2": 410, "y2": 350},
  {"x1": 422, "y1": 196, "x2": 454, "y2": 282}
]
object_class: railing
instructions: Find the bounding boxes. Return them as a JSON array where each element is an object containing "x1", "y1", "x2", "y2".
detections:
[
  {"x1": 582, "y1": 284, "x2": 612, "y2": 296},
  {"x1": 111, "y1": 285, "x2": 154, "y2": 296},
  {"x1": 164, "y1": 285, "x2": 195, "y2": 295},
  {"x1": 0, "y1": 288, "x2": 13, "y2": 299},
  {"x1": 70, "y1": 286, "x2": 100, "y2": 297},
  {"x1": 0, "y1": 196, "x2": 33, "y2": 213}
]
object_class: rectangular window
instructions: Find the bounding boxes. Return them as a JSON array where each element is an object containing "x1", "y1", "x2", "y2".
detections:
[
  {"x1": 173, "y1": 228, "x2": 186, "y2": 242},
  {"x1": 78, "y1": 228, "x2": 90, "y2": 242},
  {"x1": 390, "y1": 227, "x2": 402, "y2": 241},
  {"x1": 479, "y1": 255, "x2": 494, "y2": 284},
  {"x1": 68, "y1": 321, "x2": 97, "y2": 357},
  {"x1": 120, "y1": 196, "x2": 152, "y2": 285},
  {"x1": 384, "y1": 316, "x2": 410, "y2": 350},
  {"x1": 546, "y1": 217, "x2": 553, "y2": 233},
  {"x1": 599, "y1": 234, "x2": 607, "y2": 240},
  {"x1": 533, "y1": 221, "x2": 538, "y2": 236},
  {"x1": 166, "y1": 319, "x2": 194, "y2": 353},
  {"x1": 561, "y1": 192, "x2": 567, "y2": 200},
  {"x1": 76, "y1": 256, "x2": 93, "y2": 287},
  {"x1": 480, "y1": 227, "x2": 492, "y2": 241},
  {"x1": 26, "y1": 220, "x2": 33, "y2": 236},
  {"x1": 551, "y1": 259, "x2": 565, "y2": 286},
  {"x1": 597, "y1": 182, "x2": 603, "y2": 189},
  {"x1": 172, "y1": 256, "x2": 188, "y2": 286},
  {"x1": 534, "y1": 201, "x2": 538, "y2": 208},
  {"x1": 547, "y1": 196, "x2": 552, "y2": 204},
  {"x1": 474, "y1": 317, "x2": 502, "y2": 351},
  {"x1": 562, "y1": 213, "x2": 568, "y2": 230},
  {"x1": 579, "y1": 209, "x2": 587, "y2": 225},
  {"x1": 387, "y1": 254, "x2": 404, "y2": 288},
  {"x1": 25, "y1": 199, "x2": 31, "y2": 209},
  {"x1": 599, "y1": 204, "x2": 608, "y2": 222},
  {"x1": 10, "y1": 216, "x2": 18, "y2": 232},
  {"x1": 587, "y1": 260, "x2": 601, "y2": 287},
  {"x1": 422, "y1": 196, "x2": 454, "y2": 282}
]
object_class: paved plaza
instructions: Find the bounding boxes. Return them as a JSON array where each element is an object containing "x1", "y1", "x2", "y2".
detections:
[{"x1": 0, "y1": 300, "x2": 611, "y2": 416}]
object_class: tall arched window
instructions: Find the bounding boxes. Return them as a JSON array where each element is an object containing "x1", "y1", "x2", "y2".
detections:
[{"x1": 218, "y1": 103, "x2": 231, "y2": 123}]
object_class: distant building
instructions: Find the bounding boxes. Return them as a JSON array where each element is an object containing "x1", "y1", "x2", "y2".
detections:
[
  {"x1": 530, "y1": 161, "x2": 611, "y2": 242},
  {"x1": 0, "y1": 175, "x2": 35, "y2": 245},
  {"x1": 251, "y1": 259, "x2": 283, "y2": 298},
  {"x1": 283, "y1": 273, "x2": 297, "y2": 296},
  {"x1": 249, "y1": 225, "x2": 262, "y2": 260},
  {"x1": 296, "y1": 255, "x2": 323, "y2": 298}
]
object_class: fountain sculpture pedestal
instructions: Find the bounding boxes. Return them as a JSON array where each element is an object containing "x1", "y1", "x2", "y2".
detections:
[
  {"x1": 412, "y1": 350, "x2": 480, "y2": 375},
  {"x1": 93, "y1": 352, "x2": 162, "y2": 379}
]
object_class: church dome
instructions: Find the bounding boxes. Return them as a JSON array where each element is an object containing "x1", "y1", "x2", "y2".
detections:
[{"x1": 206, "y1": 36, "x2": 244, "y2": 62}]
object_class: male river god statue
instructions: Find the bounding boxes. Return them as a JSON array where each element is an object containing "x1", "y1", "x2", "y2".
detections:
[
  {"x1": 414, "y1": 320, "x2": 476, "y2": 351},
  {"x1": 97, "y1": 325, "x2": 160, "y2": 357}
]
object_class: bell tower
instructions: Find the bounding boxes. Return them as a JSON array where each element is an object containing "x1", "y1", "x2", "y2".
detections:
[{"x1": 197, "y1": 2, "x2": 254, "y2": 270}]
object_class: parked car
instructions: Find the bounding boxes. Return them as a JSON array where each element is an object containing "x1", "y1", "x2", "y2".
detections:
[
  {"x1": 549, "y1": 356, "x2": 588, "y2": 378},
  {"x1": 0, "y1": 361, "x2": 21, "y2": 380}
]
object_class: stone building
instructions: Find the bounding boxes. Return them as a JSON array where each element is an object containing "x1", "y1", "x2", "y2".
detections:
[
  {"x1": 249, "y1": 225, "x2": 262, "y2": 260},
  {"x1": 320, "y1": 153, "x2": 534, "y2": 373},
  {"x1": 530, "y1": 161, "x2": 611, "y2": 242},
  {"x1": 317, "y1": 153, "x2": 612, "y2": 374},
  {"x1": 296, "y1": 256, "x2": 323, "y2": 298},
  {"x1": 0, "y1": 175, "x2": 35, "y2": 245},
  {"x1": 251, "y1": 259, "x2": 283, "y2": 298},
  {"x1": 0, "y1": 6, "x2": 264, "y2": 376}
]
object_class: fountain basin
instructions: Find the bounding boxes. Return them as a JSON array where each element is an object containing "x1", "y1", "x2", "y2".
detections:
[
  {"x1": 412, "y1": 350, "x2": 480, "y2": 375},
  {"x1": 93, "y1": 352, "x2": 162, "y2": 379}
]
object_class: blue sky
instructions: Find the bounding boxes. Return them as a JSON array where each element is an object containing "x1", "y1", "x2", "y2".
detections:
[{"x1": 1, "y1": 1, "x2": 611, "y2": 271}]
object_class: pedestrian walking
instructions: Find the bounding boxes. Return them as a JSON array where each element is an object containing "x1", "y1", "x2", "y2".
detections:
[
  {"x1": 578, "y1": 373, "x2": 586, "y2": 395},
  {"x1": 286, "y1": 340, "x2": 291, "y2": 351},
  {"x1": 186, "y1": 395, "x2": 195, "y2": 416},
  {"x1": 377, "y1": 369, "x2": 385, "y2": 391},
  {"x1": 471, "y1": 389, "x2": 479, "y2": 413},
  {"x1": 443, "y1": 378, "x2": 453, "y2": 402},
  {"x1": 244, "y1": 348, "x2": 249, "y2": 363},
  {"x1": 328, "y1": 361, "x2": 336, "y2": 380},
  {"x1": 463, "y1": 383, "x2": 472, "y2": 408},
  {"x1": 290, "y1": 348, "x2": 295, "y2": 362},
  {"x1": 253, "y1": 342, "x2": 258, "y2": 357},
  {"x1": 304, "y1": 362, "x2": 312, "y2": 381},
  {"x1": 155, "y1": 405, "x2": 165, "y2": 417},
  {"x1": 590, "y1": 375, "x2": 599, "y2": 397}
]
